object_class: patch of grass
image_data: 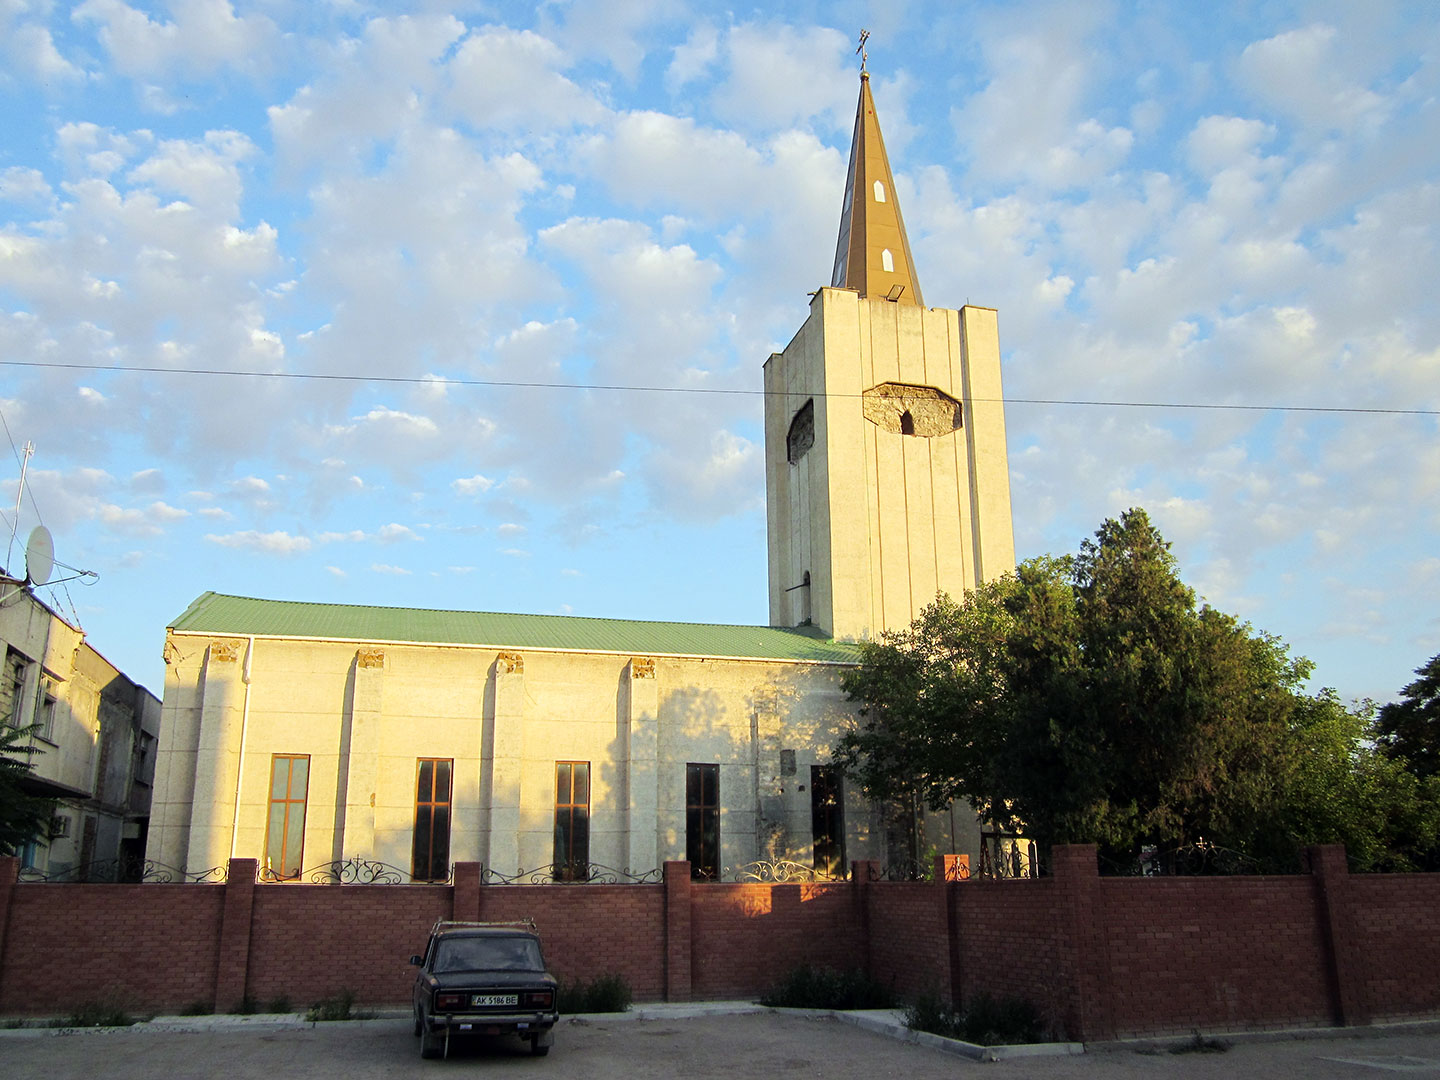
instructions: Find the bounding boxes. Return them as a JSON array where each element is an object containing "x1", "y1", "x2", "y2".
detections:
[
  {"x1": 758, "y1": 965, "x2": 895, "y2": 1010},
  {"x1": 306, "y1": 989, "x2": 374, "y2": 1022},
  {"x1": 903, "y1": 991, "x2": 1045, "y2": 1046},
  {"x1": 559, "y1": 973, "x2": 632, "y2": 1013},
  {"x1": 180, "y1": 1001, "x2": 214, "y2": 1016},
  {"x1": 53, "y1": 998, "x2": 138, "y2": 1028},
  {"x1": 266, "y1": 995, "x2": 293, "y2": 1014},
  {"x1": 4, "y1": 1017, "x2": 30, "y2": 1029}
]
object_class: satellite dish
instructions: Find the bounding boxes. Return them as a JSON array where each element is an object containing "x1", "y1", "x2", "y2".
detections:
[{"x1": 25, "y1": 525, "x2": 54, "y2": 586}]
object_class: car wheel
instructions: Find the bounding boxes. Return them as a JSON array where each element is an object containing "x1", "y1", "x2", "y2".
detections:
[
  {"x1": 420, "y1": 1028, "x2": 444, "y2": 1059},
  {"x1": 529, "y1": 1035, "x2": 550, "y2": 1056}
]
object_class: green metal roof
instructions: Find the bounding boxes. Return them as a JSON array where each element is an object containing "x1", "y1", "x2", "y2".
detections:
[{"x1": 169, "y1": 592, "x2": 862, "y2": 665}]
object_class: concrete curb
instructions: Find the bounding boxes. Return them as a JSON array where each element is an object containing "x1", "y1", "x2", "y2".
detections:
[{"x1": 1087, "y1": 1017, "x2": 1440, "y2": 1054}]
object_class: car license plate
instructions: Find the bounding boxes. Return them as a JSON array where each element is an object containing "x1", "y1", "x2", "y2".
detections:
[{"x1": 471, "y1": 994, "x2": 518, "y2": 1007}]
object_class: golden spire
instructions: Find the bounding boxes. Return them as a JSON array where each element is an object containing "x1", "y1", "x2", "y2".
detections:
[{"x1": 829, "y1": 51, "x2": 924, "y2": 307}]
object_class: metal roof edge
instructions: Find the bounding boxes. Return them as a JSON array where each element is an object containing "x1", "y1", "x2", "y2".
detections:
[{"x1": 165, "y1": 628, "x2": 858, "y2": 666}]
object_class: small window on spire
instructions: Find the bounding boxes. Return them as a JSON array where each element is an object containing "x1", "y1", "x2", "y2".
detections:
[
  {"x1": 881, "y1": 248, "x2": 894, "y2": 273},
  {"x1": 873, "y1": 180, "x2": 886, "y2": 203},
  {"x1": 900, "y1": 410, "x2": 915, "y2": 435}
]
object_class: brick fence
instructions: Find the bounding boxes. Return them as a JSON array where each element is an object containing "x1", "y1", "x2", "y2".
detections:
[{"x1": 1, "y1": 846, "x2": 1436, "y2": 1040}]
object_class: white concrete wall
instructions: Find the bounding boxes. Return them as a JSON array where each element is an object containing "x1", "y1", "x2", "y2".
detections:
[
  {"x1": 147, "y1": 633, "x2": 909, "y2": 879},
  {"x1": 765, "y1": 289, "x2": 1016, "y2": 641}
]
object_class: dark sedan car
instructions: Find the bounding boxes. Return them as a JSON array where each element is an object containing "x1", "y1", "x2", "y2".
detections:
[{"x1": 410, "y1": 920, "x2": 559, "y2": 1059}]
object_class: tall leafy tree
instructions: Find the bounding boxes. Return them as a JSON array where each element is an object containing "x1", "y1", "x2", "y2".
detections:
[
  {"x1": 835, "y1": 508, "x2": 1394, "y2": 868},
  {"x1": 0, "y1": 723, "x2": 55, "y2": 857},
  {"x1": 1377, "y1": 654, "x2": 1440, "y2": 779}
]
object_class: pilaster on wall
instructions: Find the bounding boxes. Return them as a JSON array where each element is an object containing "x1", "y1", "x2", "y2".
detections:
[
  {"x1": 625, "y1": 659, "x2": 659, "y2": 875},
  {"x1": 337, "y1": 649, "x2": 385, "y2": 862},
  {"x1": 487, "y1": 654, "x2": 526, "y2": 875},
  {"x1": 214, "y1": 858, "x2": 258, "y2": 1011},
  {"x1": 663, "y1": 861, "x2": 692, "y2": 1002},
  {"x1": 1050, "y1": 843, "x2": 1111, "y2": 1041},
  {"x1": 1310, "y1": 843, "x2": 1368, "y2": 1026},
  {"x1": 186, "y1": 641, "x2": 248, "y2": 875},
  {"x1": 0, "y1": 857, "x2": 17, "y2": 977},
  {"x1": 452, "y1": 862, "x2": 481, "y2": 923}
]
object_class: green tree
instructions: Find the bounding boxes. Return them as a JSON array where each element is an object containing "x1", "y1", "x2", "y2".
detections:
[
  {"x1": 835, "y1": 508, "x2": 1397, "y2": 869},
  {"x1": 0, "y1": 723, "x2": 55, "y2": 857},
  {"x1": 1377, "y1": 654, "x2": 1440, "y2": 779}
]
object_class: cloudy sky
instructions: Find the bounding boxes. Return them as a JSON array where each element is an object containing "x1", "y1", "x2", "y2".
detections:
[{"x1": 1, "y1": 0, "x2": 1436, "y2": 705}]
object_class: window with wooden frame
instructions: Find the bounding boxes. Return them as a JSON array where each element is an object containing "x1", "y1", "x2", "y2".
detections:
[
  {"x1": 686, "y1": 762, "x2": 720, "y2": 880},
  {"x1": 553, "y1": 761, "x2": 590, "y2": 881},
  {"x1": 264, "y1": 754, "x2": 309, "y2": 880},
  {"x1": 412, "y1": 758, "x2": 453, "y2": 882},
  {"x1": 811, "y1": 765, "x2": 845, "y2": 877}
]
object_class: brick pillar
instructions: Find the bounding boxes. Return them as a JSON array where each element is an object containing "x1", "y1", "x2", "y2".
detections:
[
  {"x1": 934, "y1": 855, "x2": 967, "y2": 1004},
  {"x1": 1051, "y1": 844, "x2": 1110, "y2": 1042},
  {"x1": 1310, "y1": 844, "x2": 1366, "y2": 1026},
  {"x1": 0, "y1": 856, "x2": 18, "y2": 996},
  {"x1": 851, "y1": 860, "x2": 877, "y2": 977},
  {"x1": 452, "y1": 862, "x2": 482, "y2": 923},
  {"x1": 663, "y1": 861, "x2": 692, "y2": 1002},
  {"x1": 214, "y1": 857, "x2": 258, "y2": 1011}
]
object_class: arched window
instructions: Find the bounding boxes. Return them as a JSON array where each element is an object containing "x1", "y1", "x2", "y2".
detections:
[
  {"x1": 899, "y1": 410, "x2": 915, "y2": 435},
  {"x1": 881, "y1": 248, "x2": 894, "y2": 273},
  {"x1": 873, "y1": 180, "x2": 886, "y2": 203}
]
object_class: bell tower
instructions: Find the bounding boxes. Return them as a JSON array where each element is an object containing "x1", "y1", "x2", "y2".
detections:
[{"x1": 764, "y1": 70, "x2": 1015, "y2": 640}]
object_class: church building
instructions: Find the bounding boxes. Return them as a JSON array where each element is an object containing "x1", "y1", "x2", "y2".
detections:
[{"x1": 145, "y1": 69, "x2": 1015, "y2": 884}]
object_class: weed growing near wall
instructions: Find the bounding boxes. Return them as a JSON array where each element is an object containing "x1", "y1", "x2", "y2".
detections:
[
  {"x1": 558, "y1": 973, "x2": 632, "y2": 1013},
  {"x1": 759, "y1": 965, "x2": 895, "y2": 1010},
  {"x1": 903, "y1": 991, "x2": 1044, "y2": 1046}
]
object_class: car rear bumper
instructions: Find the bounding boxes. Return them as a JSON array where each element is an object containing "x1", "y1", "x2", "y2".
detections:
[{"x1": 426, "y1": 1011, "x2": 558, "y2": 1036}]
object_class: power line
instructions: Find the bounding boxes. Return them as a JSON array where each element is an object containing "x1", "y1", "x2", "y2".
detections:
[{"x1": 1, "y1": 358, "x2": 1435, "y2": 417}]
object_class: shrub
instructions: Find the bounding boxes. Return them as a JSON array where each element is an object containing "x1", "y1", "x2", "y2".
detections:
[
  {"x1": 180, "y1": 1001, "x2": 214, "y2": 1016},
  {"x1": 558, "y1": 973, "x2": 632, "y2": 1013},
  {"x1": 903, "y1": 991, "x2": 1044, "y2": 1046},
  {"x1": 758, "y1": 965, "x2": 895, "y2": 1010},
  {"x1": 55, "y1": 997, "x2": 137, "y2": 1028},
  {"x1": 306, "y1": 989, "x2": 373, "y2": 1022}
]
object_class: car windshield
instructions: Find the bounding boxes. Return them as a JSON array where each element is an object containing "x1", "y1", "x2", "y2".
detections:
[{"x1": 433, "y1": 936, "x2": 544, "y2": 973}]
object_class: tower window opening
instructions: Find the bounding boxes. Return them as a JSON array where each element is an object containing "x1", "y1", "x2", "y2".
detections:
[
  {"x1": 873, "y1": 180, "x2": 886, "y2": 203},
  {"x1": 900, "y1": 410, "x2": 915, "y2": 435},
  {"x1": 786, "y1": 399, "x2": 815, "y2": 464},
  {"x1": 881, "y1": 248, "x2": 894, "y2": 273}
]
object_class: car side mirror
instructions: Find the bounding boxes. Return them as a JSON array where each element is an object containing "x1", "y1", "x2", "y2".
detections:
[{"x1": 409, "y1": 955, "x2": 423, "y2": 966}]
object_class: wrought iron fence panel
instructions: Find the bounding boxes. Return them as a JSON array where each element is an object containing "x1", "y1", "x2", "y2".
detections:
[
  {"x1": 978, "y1": 835, "x2": 1042, "y2": 880},
  {"x1": 16, "y1": 859, "x2": 227, "y2": 884},
  {"x1": 1100, "y1": 841, "x2": 1263, "y2": 877},
  {"x1": 258, "y1": 857, "x2": 444, "y2": 885},
  {"x1": 727, "y1": 859, "x2": 847, "y2": 883},
  {"x1": 480, "y1": 862, "x2": 662, "y2": 885}
]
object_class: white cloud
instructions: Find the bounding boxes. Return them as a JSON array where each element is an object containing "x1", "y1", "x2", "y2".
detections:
[
  {"x1": 326, "y1": 565, "x2": 346, "y2": 578},
  {"x1": 371, "y1": 562, "x2": 411, "y2": 575},
  {"x1": 665, "y1": 21, "x2": 718, "y2": 93},
  {"x1": 72, "y1": 0, "x2": 280, "y2": 81},
  {"x1": 453, "y1": 474, "x2": 495, "y2": 496},
  {"x1": 0, "y1": 12, "x2": 84, "y2": 84},
  {"x1": 377, "y1": 522, "x2": 421, "y2": 543},
  {"x1": 1236, "y1": 24, "x2": 1389, "y2": 135},
  {"x1": 447, "y1": 26, "x2": 606, "y2": 131},
  {"x1": 205, "y1": 530, "x2": 312, "y2": 554}
]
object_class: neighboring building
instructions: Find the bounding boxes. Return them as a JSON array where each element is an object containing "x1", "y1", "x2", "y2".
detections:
[
  {"x1": 146, "y1": 69, "x2": 1018, "y2": 883},
  {"x1": 0, "y1": 581, "x2": 162, "y2": 880}
]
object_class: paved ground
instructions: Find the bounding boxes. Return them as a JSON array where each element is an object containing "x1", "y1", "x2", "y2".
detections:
[{"x1": 5, "y1": 1010, "x2": 1440, "y2": 1079}]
